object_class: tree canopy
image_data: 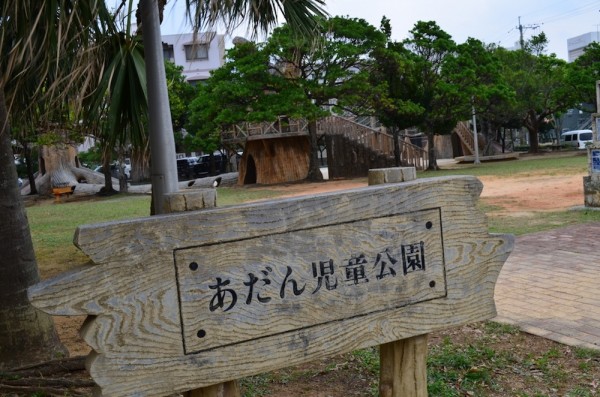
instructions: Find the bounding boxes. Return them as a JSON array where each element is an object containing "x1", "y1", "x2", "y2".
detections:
[{"x1": 186, "y1": 15, "x2": 387, "y2": 179}]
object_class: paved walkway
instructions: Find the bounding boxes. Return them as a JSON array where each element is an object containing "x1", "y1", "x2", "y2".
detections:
[{"x1": 494, "y1": 222, "x2": 600, "y2": 350}]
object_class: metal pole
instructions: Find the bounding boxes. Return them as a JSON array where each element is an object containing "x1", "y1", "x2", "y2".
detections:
[
  {"x1": 472, "y1": 105, "x2": 480, "y2": 164},
  {"x1": 139, "y1": 0, "x2": 179, "y2": 214},
  {"x1": 596, "y1": 80, "x2": 600, "y2": 114}
]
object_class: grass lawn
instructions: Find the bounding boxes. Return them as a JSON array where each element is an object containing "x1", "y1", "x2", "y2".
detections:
[{"x1": 419, "y1": 151, "x2": 588, "y2": 179}]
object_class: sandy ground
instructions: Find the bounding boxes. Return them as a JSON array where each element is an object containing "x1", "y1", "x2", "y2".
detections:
[
  {"x1": 264, "y1": 172, "x2": 585, "y2": 212},
  {"x1": 52, "y1": 167, "x2": 586, "y2": 357},
  {"x1": 478, "y1": 174, "x2": 584, "y2": 211}
]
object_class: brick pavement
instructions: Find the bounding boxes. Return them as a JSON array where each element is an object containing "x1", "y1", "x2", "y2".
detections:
[{"x1": 494, "y1": 222, "x2": 600, "y2": 350}]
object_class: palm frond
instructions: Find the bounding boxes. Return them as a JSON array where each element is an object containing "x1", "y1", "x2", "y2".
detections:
[
  {"x1": 0, "y1": 0, "x2": 112, "y2": 131},
  {"x1": 184, "y1": 0, "x2": 327, "y2": 38}
]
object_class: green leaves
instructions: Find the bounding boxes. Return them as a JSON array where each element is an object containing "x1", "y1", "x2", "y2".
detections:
[
  {"x1": 1, "y1": 0, "x2": 111, "y2": 131},
  {"x1": 570, "y1": 42, "x2": 600, "y2": 109},
  {"x1": 90, "y1": 30, "x2": 148, "y2": 149},
  {"x1": 185, "y1": 16, "x2": 386, "y2": 154},
  {"x1": 165, "y1": 61, "x2": 196, "y2": 133}
]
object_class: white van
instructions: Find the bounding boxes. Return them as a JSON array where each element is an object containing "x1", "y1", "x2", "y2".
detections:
[{"x1": 561, "y1": 130, "x2": 593, "y2": 149}]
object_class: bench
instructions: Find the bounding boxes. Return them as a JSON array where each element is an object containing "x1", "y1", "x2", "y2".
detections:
[{"x1": 52, "y1": 186, "x2": 76, "y2": 202}]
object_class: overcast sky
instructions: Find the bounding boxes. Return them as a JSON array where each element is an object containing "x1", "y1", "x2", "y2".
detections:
[{"x1": 160, "y1": 0, "x2": 600, "y2": 60}]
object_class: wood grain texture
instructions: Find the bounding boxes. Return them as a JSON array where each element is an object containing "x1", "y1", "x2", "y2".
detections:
[
  {"x1": 380, "y1": 335, "x2": 428, "y2": 397},
  {"x1": 374, "y1": 167, "x2": 429, "y2": 397},
  {"x1": 28, "y1": 176, "x2": 513, "y2": 397},
  {"x1": 176, "y1": 209, "x2": 445, "y2": 353},
  {"x1": 238, "y1": 136, "x2": 310, "y2": 184}
]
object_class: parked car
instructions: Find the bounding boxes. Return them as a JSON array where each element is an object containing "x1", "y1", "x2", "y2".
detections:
[
  {"x1": 94, "y1": 163, "x2": 131, "y2": 179},
  {"x1": 177, "y1": 157, "x2": 207, "y2": 180},
  {"x1": 561, "y1": 130, "x2": 593, "y2": 149},
  {"x1": 196, "y1": 153, "x2": 228, "y2": 176}
]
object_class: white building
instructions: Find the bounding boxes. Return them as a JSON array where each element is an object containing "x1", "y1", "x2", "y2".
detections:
[
  {"x1": 161, "y1": 32, "x2": 225, "y2": 84},
  {"x1": 567, "y1": 32, "x2": 599, "y2": 62}
]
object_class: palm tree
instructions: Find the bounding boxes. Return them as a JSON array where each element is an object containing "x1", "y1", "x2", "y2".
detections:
[
  {"x1": 0, "y1": 0, "x2": 327, "y2": 369},
  {"x1": 0, "y1": 0, "x2": 112, "y2": 368},
  {"x1": 88, "y1": 2, "x2": 148, "y2": 194}
]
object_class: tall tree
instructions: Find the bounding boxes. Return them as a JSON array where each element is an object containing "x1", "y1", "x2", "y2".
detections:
[
  {"x1": 498, "y1": 36, "x2": 578, "y2": 152},
  {"x1": 570, "y1": 42, "x2": 600, "y2": 111},
  {"x1": 186, "y1": 40, "x2": 316, "y2": 159},
  {"x1": 86, "y1": 4, "x2": 148, "y2": 194},
  {"x1": 370, "y1": 17, "x2": 425, "y2": 166},
  {"x1": 0, "y1": 0, "x2": 110, "y2": 368},
  {"x1": 445, "y1": 39, "x2": 515, "y2": 153},
  {"x1": 266, "y1": 17, "x2": 385, "y2": 180},
  {"x1": 403, "y1": 21, "x2": 466, "y2": 170},
  {"x1": 187, "y1": 16, "x2": 385, "y2": 181}
]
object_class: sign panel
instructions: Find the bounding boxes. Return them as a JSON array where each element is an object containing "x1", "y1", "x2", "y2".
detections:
[
  {"x1": 592, "y1": 149, "x2": 600, "y2": 173},
  {"x1": 175, "y1": 208, "x2": 446, "y2": 353},
  {"x1": 28, "y1": 176, "x2": 514, "y2": 397}
]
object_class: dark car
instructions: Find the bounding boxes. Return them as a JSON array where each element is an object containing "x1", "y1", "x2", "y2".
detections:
[
  {"x1": 177, "y1": 158, "x2": 195, "y2": 180},
  {"x1": 197, "y1": 154, "x2": 228, "y2": 176}
]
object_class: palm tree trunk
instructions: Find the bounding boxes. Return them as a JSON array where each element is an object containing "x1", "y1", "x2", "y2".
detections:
[{"x1": 0, "y1": 89, "x2": 67, "y2": 369}]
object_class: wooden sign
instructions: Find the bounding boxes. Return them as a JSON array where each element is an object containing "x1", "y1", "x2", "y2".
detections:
[{"x1": 28, "y1": 176, "x2": 513, "y2": 397}]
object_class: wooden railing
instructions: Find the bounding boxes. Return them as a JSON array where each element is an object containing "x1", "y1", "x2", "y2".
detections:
[
  {"x1": 454, "y1": 121, "x2": 475, "y2": 155},
  {"x1": 222, "y1": 117, "x2": 309, "y2": 143},
  {"x1": 317, "y1": 116, "x2": 394, "y2": 156},
  {"x1": 319, "y1": 116, "x2": 428, "y2": 170},
  {"x1": 221, "y1": 115, "x2": 429, "y2": 170},
  {"x1": 399, "y1": 137, "x2": 429, "y2": 171}
]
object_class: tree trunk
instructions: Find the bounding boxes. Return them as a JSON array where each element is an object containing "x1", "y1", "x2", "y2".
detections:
[
  {"x1": 306, "y1": 120, "x2": 323, "y2": 181},
  {"x1": 131, "y1": 145, "x2": 151, "y2": 183},
  {"x1": 117, "y1": 148, "x2": 128, "y2": 192},
  {"x1": 526, "y1": 126, "x2": 540, "y2": 153},
  {"x1": 101, "y1": 144, "x2": 116, "y2": 194},
  {"x1": 524, "y1": 111, "x2": 541, "y2": 153},
  {"x1": 426, "y1": 131, "x2": 438, "y2": 170},
  {"x1": 40, "y1": 144, "x2": 79, "y2": 187},
  {"x1": 22, "y1": 141, "x2": 38, "y2": 195},
  {"x1": 0, "y1": 89, "x2": 67, "y2": 370},
  {"x1": 392, "y1": 126, "x2": 401, "y2": 167},
  {"x1": 35, "y1": 144, "x2": 106, "y2": 196}
]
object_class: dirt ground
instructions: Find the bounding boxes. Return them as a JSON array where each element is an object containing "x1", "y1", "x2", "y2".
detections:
[
  {"x1": 262, "y1": 170, "x2": 585, "y2": 212},
  {"x1": 49, "y1": 165, "x2": 591, "y2": 396}
]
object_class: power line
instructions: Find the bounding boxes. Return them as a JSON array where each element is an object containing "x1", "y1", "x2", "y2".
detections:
[{"x1": 534, "y1": 0, "x2": 599, "y2": 25}]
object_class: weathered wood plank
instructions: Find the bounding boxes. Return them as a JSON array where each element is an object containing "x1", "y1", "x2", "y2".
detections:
[
  {"x1": 28, "y1": 176, "x2": 513, "y2": 397},
  {"x1": 380, "y1": 335, "x2": 428, "y2": 397},
  {"x1": 71, "y1": 176, "x2": 485, "y2": 262},
  {"x1": 176, "y1": 209, "x2": 445, "y2": 353}
]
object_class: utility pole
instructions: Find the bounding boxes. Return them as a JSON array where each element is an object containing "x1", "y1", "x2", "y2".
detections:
[
  {"x1": 472, "y1": 103, "x2": 480, "y2": 165},
  {"x1": 517, "y1": 16, "x2": 541, "y2": 49}
]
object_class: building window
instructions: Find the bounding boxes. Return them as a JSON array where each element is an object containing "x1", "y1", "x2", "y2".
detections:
[
  {"x1": 162, "y1": 44, "x2": 174, "y2": 61},
  {"x1": 184, "y1": 43, "x2": 209, "y2": 60}
]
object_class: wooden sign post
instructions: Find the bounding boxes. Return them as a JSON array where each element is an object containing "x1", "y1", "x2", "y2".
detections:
[{"x1": 28, "y1": 174, "x2": 512, "y2": 397}]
